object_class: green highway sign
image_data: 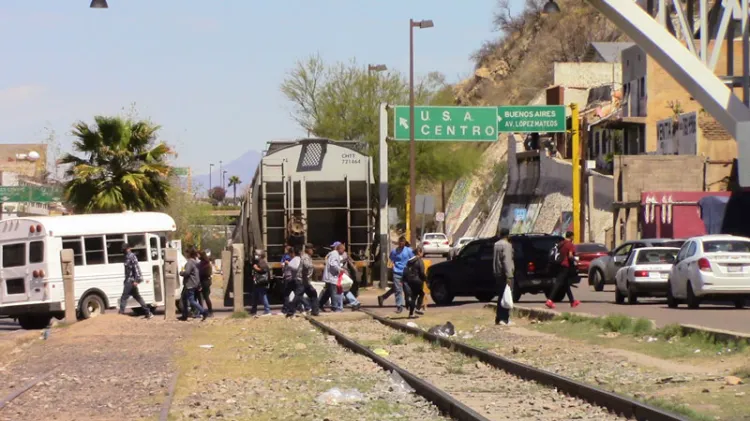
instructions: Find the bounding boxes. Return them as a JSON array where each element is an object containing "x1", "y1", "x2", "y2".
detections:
[
  {"x1": 0, "y1": 186, "x2": 63, "y2": 203},
  {"x1": 393, "y1": 106, "x2": 499, "y2": 142},
  {"x1": 497, "y1": 105, "x2": 566, "y2": 133},
  {"x1": 171, "y1": 167, "x2": 190, "y2": 176}
]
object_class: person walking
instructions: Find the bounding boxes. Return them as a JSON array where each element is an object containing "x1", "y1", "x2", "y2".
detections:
[
  {"x1": 179, "y1": 249, "x2": 209, "y2": 321},
  {"x1": 403, "y1": 246, "x2": 427, "y2": 318},
  {"x1": 251, "y1": 250, "x2": 272, "y2": 316},
  {"x1": 339, "y1": 251, "x2": 361, "y2": 311},
  {"x1": 197, "y1": 251, "x2": 213, "y2": 317},
  {"x1": 377, "y1": 236, "x2": 413, "y2": 313},
  {"x1": 118, "y1": 243, "x2": 153, "y2": 319},
  {"x1": 546, "y1": 231, "x2": 581, "y2": 309},
  {"x1": 319, "y1": 241, "x2": 345, "y2": 312},
  {"x1": 493, "y1": 229, "x2": 514, "y2": 326},
  {"x1": 288, "y1": 244, "x2": 320, "y2": 317},
  {"x1": 281, "y1": 247, "x2": 302, "y2": 315}
]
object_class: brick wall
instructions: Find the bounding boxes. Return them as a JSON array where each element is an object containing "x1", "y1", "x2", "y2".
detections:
[
  {"x1": 553, "y1": 62, "x2": 621, "y2": 88},
  {"x1": 614, "y1": 155, "x2": 705, "y2": 202}
]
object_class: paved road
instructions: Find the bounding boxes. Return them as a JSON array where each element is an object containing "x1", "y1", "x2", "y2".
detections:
[{"x1": 357, "y1": 281, "x2": 750, "y2": 334}]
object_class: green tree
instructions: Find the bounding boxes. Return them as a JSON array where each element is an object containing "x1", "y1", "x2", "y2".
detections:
[
  {"x1": 61, "y1": 116, "x2": 172, "y2": 213},
  {"x1": 228, "y1": 175, "x2": 242, "y2": 201},
  {"x1": 280, "y1": 54, "x2": 480, "y2": 210}
]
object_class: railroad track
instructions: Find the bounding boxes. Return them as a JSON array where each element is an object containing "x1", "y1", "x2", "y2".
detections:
[
  {"x1": 308, "y1": 310, "x2": 690, "y2": 421},
  {"x1": 0, "y1": 368, "x2": 57, "y2": 412}
]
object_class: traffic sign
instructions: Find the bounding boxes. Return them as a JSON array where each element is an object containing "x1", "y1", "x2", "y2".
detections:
[
  {"x1": 435, "y1": 212, "x2": 445, "y2": 222},
  {"x1": 514, "y1": 208, "x2": 527, "y2": 222},
  {"x1": 0, "y1": 186, "x2": 63, "y2": 203},
  {"x1": 171, "y1": 167, "x2": 190, "y2": 176},
  {"x1": 393, "y1": 106, "x2": 499, "y2": 142},
  {"x1": 497, "y1": 105, "x2": 566, "y2": 133}
]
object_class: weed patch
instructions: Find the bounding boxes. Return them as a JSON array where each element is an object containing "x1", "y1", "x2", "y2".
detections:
[{"x1": 389, "y1": 333, "x2": 407, "y2": 345}]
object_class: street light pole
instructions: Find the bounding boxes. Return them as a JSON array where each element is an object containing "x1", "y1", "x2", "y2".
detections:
[
  {"x1": 408, "y1": 19, "x2": 434, "y2": 244},
  {"x1": 209, "y1": 163, "x2": 214, "y2": 195},
  {"x1": 219, "y1": 160, "x2": 223, "y2": 189}
]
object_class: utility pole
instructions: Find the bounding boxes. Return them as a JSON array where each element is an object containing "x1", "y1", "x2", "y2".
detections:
[{"x1": 571, "y1": 103, "x2": 581, "y2": 244}]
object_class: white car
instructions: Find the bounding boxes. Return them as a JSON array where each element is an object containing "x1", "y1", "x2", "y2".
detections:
[
  {"x1": 449, "y1": 237, "x2": 475, "y2": 260},
  {"x1": 614, "y1": 247, "x2": 680, "y2": 305},
  {"x1": 667, "y1": 235, "x2": 750, "y2": 309},
  {"x1": 420, "y1": 232, "x2": 451, "y2": 257}
]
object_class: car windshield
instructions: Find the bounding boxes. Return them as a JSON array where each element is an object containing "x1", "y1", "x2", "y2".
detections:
[
  {"x1": 458, "y1": 238, "x2": 473, "y2": 246},
  {"x1": 703, "y1": 240, "x2": 750, "y2": 253},
  {"x1": 577, "y1": 243, "x2": 608, "y2": 253},
  {"x1": 636, "y1": 249, "x2": 678, "y2": 264},
  {"x1": 658, "y1": 240, "x2": 684, "y2": 248},
  {"x1": 424, "y1": 234, "x2": 446, "y2": 241}
]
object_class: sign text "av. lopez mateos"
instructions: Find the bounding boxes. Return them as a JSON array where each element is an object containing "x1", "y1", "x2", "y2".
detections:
[{"x1": 497, "y1": 105, "x2": 566, "y2": 133}]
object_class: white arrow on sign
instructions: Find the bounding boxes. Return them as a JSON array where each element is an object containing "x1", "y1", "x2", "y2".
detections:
[
  {"x1": 497, "y1": 115, "x2": 503, "y2": 122},
  {"x1": 399, "y1": 117, "x2": 409, "y2": 129},
  {"x1": 1, "y1": 196, "x2": 9, "y2": 201}
]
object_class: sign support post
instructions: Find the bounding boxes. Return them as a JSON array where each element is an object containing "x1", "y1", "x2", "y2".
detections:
[
  {"x1": 378, "y1": 103, "x2": 390, "y2": 289},
  {"x1": 571, "y1": 103, "x2": 582, "y2": 244},
  {"x1": 164, "y1": 248, "x2": 178, "y2": 320},
  {"x1": 231, "y1": 243, "x2": 245, "y2": 314}
]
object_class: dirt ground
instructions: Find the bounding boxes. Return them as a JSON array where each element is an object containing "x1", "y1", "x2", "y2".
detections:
[{"x1": 0, "y1": 314, "x2": 191, "y2": 421}]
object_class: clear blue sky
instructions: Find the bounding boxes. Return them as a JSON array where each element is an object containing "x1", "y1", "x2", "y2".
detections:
[{"x1": 0, "y1": 0, "x2": 513, "y2": 172}]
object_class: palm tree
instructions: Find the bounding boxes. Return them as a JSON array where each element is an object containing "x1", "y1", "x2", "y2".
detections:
[
  {"x1": 60, "y1": 116, "x2": 172, "y2": 213},
  {"x1": 228, "y1": 175, "x2": 242, "y2": 202}
]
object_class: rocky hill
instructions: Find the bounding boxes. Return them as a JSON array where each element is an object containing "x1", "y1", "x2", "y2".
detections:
[{"x1": 455, "y1": 0, "x2": 626, "y2": 106}]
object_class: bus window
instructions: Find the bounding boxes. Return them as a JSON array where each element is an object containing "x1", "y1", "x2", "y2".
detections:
[
  {"x1": 106, "y1": 234, "x2": 126, "y2": 264},
  {"x1": 62, "y1": 237, "x2": 84, "y2": 266},
  {"x1": 127, "y1": 234, "x2": 148, "y2": 261},
  {"x1": 29, "y1": 241, "x2": 44, "y2": 263},
  {"x1": 149, "y1": 236, "x2": 159, "y2": 261},
  {"x1": 84, "y1": 236, "x2": 106, "y2": 265},
  {"x1": 2, "y1": 243, "x2": 26, "y2": 268}
]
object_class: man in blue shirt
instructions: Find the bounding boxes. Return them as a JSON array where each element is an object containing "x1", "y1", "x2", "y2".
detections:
[
  {"x1": 118, "y1": 243, "x2": 153, "y2": 319},
  {"x1": 378, "y1": 236, "x2": 413, "y2": 313}
]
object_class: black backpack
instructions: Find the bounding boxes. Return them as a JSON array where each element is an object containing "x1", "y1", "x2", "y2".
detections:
[
  {"x1": 549, "y1": 242, "x2": 564, "y2": 265},
  {"x1": 404, "y1": 258, "x2": 421, "y2": 283}
]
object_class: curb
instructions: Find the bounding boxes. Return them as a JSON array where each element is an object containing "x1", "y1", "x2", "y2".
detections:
[{"x1": 489, "y1": 303, "x2": 750, "y2": 344}]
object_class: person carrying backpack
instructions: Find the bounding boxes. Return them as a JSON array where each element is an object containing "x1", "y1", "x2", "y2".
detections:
[
  {"x1": 546, "y1": 231, "x2": 581, "y2": 309},
  {"x1": 403, "y1": 246, "x2": 427, "y2": 318}
]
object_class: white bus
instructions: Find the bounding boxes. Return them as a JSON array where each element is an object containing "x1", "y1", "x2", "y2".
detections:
[{"x1": 0, "y1": 211, "x2": 185, "y2": 329}]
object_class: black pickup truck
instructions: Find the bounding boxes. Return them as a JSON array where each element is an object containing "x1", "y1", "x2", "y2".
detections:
[{"x1": 426, "y1": 234, "x2": 567, "y2": 305}]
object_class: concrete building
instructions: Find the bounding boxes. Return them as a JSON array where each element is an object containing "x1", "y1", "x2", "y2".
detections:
[{"x1": 0, "y1": 144, "x2": 47, "y2": 179}]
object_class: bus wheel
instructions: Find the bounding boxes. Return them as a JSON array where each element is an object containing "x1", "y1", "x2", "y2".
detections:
[
  {"x1": 80, "y1": 293, "x2": 106, "y2": 319},
  {"x1": 17, "y1": 314, "x2": 52, "y2": 330}
]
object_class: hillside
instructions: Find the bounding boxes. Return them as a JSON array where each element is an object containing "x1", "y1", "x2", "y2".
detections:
[
  {"x1": 192, "y1": 149, "x2": 261, "y2": 197},
  {"x1": 454, "y1": 0, "x2": 626, "y2": 106}
]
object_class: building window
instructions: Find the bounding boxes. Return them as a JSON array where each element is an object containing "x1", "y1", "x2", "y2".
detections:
[
  {"x1": 595, "y1": 132, "x2": 601, "y2": 156},
  {"x1": 639, "y1": 77, "x2": 645, "y2": 98}
]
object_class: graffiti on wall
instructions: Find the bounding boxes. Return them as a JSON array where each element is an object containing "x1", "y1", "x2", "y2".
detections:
[
  {"x1": 551, "y1": 211, "x2": 574, "y2": 236},
  {"x1": 444, "y1": 178, "x2": 472, "y2": 235}
]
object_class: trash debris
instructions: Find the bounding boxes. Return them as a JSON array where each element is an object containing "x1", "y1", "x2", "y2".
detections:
[
  {"x1": 428, "y1": 322, "x2": 455, "y2": 337},
  {"x1": 42, "y1": 328, "x2": 50, "y2": 340},
  {"x1": 694, "y1": 349, "x2": 701, "y2": 354},
  {"x1": 373, "y1": 348, "x2": 389, "y2": 357},
  {"x1": 406, "y1": 322, "x2": 419, "y2": 329},
  {"x1": 315, "y1": 387, "x2": 364, "y2": 405},
  {"x1": 725, "y1": 376, "x2": 743, "y2": 386},
  {"x1": 645, "y1": 336, "x2": 658, "y2": 343},
  {"x1": 389, "y1": 370, "x2": 415, "y2": 394},
  {"x1": 199, "y1": 344, "x2": 215, "y2": 349}
]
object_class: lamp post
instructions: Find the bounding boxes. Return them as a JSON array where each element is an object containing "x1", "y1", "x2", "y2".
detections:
[
  {"x1": 209, "y1": 163, "x2": 214, "y2": 195},
  {"x1": 89, "y1": 0, "x2": 108, "y2": 8},
  {"x1": 408, "y1": 19, "x2": 434, "y2": 244},
  {"x1": 222, "y1": 170, "x2": 228, "y2": 191}
]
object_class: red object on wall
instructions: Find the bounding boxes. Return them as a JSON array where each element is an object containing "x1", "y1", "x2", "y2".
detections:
[{"x1": 640, "y1": 191, "x2": 731, "y2": 239}]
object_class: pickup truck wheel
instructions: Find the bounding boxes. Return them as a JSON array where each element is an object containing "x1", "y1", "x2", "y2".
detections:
[
  {"x1": 686, "y1": 282, "x2": 700, "y2": 309},
  {"x1": 590, "y1": 269, "x2": 605, "y2": 292},
  {"x1": 475, "y1": 294, "x2": 495, "y2": 303},
  {"x1": 614, "y1": 287, "x2": 625, "y2": 304},
  {"x1": 430, "y1": 278, "x2": 454, "y2": 306},
  {"x1": 17, "y1": 315, "x2": 52, "y2": 330}
]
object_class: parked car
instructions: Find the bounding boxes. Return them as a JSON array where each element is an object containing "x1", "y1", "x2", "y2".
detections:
[
  {"x1": 448, "y1": 236, "x2": 475, "y2": 260},
  {"x1": 420, "y1": 232, "x2": 451, "y2": 257},
  {"x1": 576, "y1": 243, "x2": 609, "y2": 275},
  {"x1": 614, "y1": 247, "x2": 680, "y2": 304},
  {"x1": 667, "y1": 235, "x2": 750, "y2": 309},
  {"x1": 588, "y1": 238, "x2": 685, "y2": 291},
  {"x1": 427, "y1": 233, "x2": 566, "y2": 305}
]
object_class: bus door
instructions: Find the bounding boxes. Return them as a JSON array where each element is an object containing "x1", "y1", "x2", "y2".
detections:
[
  {"x1": 148, "y1": 234, "x2": 165, "y2": 304},
  {"x1": 1, "y1": 241, "x2": 30, "y2": 304}
]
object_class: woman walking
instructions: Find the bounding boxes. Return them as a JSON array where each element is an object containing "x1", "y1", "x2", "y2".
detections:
[
  {"x1": 403, "y1": 246, "x2": 427, "y2": 318},
  {"x1": 197, "y1": 251, "x2": 213, "y2": 316}
]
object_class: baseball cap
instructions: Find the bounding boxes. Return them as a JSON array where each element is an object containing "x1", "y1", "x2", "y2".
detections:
[{"x1": 331, "y1": 241, "x2": 342, "y2": 248}]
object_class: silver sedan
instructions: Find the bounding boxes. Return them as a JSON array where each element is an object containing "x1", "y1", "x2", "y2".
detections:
[{"x1": 614, "y1": 247, "x2": 680, "y2": 305}]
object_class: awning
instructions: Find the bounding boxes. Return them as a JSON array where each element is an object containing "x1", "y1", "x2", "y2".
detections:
[{"x1": 698, "y1": 195, "x2": 729, "y2": 235}]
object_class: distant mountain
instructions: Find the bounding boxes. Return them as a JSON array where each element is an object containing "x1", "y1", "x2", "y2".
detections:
[{"x1": 191, "y1": 149, "x2": 261, "y2": 199}]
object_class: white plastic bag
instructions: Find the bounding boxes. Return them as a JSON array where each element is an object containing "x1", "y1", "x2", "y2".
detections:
[
  {"x1": 338, "y1": 273, "x2": 354, "y2": 292},
  {"x1": 501, "y1": 284, "x2": 514, "y2": 310}
]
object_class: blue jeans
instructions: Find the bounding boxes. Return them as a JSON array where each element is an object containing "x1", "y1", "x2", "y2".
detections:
[
  {"x1": 343, "y1": 291, "x2": 360, "y2": 306},
  {"x1": 183, "y1": 288, "x2": 207, "y2": 317},
  {"x1": 393, "y1": 273, "x2": 405, "y2": 308},
  {"x1": 319, "y1": 282, "x2": 343, "y2": 312},
  {"x1": 252, "y1": 286, "x2": 271, "y2": 314}
]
